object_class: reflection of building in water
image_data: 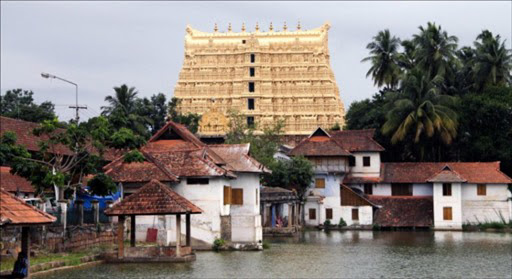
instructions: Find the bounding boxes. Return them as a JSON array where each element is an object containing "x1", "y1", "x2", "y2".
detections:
[{"x1": 173, "y1": 22, "x2": 345, "y2": 136}]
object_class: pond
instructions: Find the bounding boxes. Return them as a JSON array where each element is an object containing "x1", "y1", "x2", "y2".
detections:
[{"x1": 35, "y1": 230, "x2": 512, "y2": 278}]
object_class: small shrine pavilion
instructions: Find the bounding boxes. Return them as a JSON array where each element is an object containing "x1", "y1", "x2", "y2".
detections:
[
  {"x1": 104, "y1": 179, "x2": 202, "y2": 262},
  {"x1": 0, "y1": 188, "x2": 56, "y2": 277}
]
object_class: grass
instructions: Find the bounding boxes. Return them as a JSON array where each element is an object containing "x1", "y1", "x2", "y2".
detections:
[
  {"x1": 463, "y1": 221, "x2": 512, "y2": 231},
  {"x1": 0, "y1": 244, "x2": 113, "y2": 272}
]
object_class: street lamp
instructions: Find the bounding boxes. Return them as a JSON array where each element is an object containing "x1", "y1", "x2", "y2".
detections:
[{"x1": 41, "y1": 72, "x2": 86, "y2": 123}]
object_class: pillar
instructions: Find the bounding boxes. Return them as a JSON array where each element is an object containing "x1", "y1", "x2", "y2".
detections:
[
  {"x1": 185, "y1": 213, "x2": 191, "y2": 247},
  {"x1": 262, "y1": 204, "x2": 269, "y2": 227},
  {"x1": 58, "y1": 200, "x2": 68, "y2": 231},
  {"x1": 105, "y1": 200, "x2": 113, "y2": 225},
  {"x1": 176, "y1": 214, "x2": 181, "y2": 257},
  {"x1": 76, "y1": 199, "x2": 84, "y2": 226},
  {"x1": 21, "y1": 226, "x2": 30, "y2": 276},
  {"x1": 117, "y1": 215, "x2": 125, "y2": 259},
  {"x1": 91, "y1": 200, "x2": 99, "y2": 225},
  {"x1": 130, "y1": 215, "x2": 136, "y2": 247},
  {"x1": 271, "y1": 205, "x2": 276, "y2": 228},
  {"x1": 288, "y1": 203, "x2": 293, "y2": 227}
]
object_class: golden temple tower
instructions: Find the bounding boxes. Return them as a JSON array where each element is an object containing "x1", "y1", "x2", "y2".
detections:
[{"x1": 173, "y1": 22, "x2": 345, "y2": 136}]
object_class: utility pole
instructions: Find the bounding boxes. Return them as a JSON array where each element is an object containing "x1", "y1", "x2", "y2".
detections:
[{"x1": 41, "y1": 72, "x2": 87, "y2": 123}]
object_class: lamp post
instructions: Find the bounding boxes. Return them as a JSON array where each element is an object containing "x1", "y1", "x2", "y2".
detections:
[{"x1": 41, "y1": 72, "x2": 86, "y2": 123}]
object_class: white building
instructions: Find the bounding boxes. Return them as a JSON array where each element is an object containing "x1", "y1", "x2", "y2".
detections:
[
  {"x1": 290, "y1": 127, "x2": 512, "y2": 229},
  {"x1": 105, "y1": 121, "x2": 267, "y2": 246}
]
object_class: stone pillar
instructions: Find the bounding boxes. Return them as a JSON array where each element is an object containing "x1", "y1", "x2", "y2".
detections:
[
  {"x1": 117, "y1": 215, "x2": 125, "y2": 259},
  {"x1": 288, "y1": 203, "x2": 293, "y2": 227},
  {"x1": 271, "y1": 205, "x2": 276, "y2": 228},
  {"x1": 105, "y1": 200, "x2": 113, "y2": 225},
  {"x1": 262, "y1": 204, "x2": 269, "y2": 227},
  {"x1": 91, "y1": 200, "x2": 100, "y2": 225},
  {"x1": 21, "y1": 226, "x2": 31, "y2": 276},
  {"x1": 185, "y1": 213, "x2": 191, "y2": 247},
  {"x1": 58, "y1": 200, "x2": 68, "y2": 231},
  {"x1": 130, "y1": 215, "x2": 136, "y2": 247},
  {"x1": 76, "y1": 199, "x2": 84, "y2": 226},
  {"x1": 176, "y1": 214, "x2": 181, "y2": 257}
]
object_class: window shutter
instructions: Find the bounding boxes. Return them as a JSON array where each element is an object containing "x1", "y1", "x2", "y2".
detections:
[
  {"x1": 231, "y1": 188, "x2": 243, "y2": 205},
  {"x1": 309, "y1": 208, "x2": 316, "y2": 220},
  {"x1": 443, "y1": 207, "x2": 452, "y2": 220},
  {"x1": 315, "y1": 178, "x2": 325, "y2": 188},
  {"x1": 326, "y1": 208, "x2": 333, "y2": 220},
  {"x1": 352, "y1": 208, "x2": 359, "y2": 220},
  {"x1": 224, "y1": 186, "x2": 232, "y2": 205},
  {"x1": 477, "y1": 184, "x2": 486, "y2": 196}
]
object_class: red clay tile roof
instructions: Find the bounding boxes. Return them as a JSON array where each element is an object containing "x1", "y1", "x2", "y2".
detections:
[
  {"x1": 381, "y1": 162, "x2": 512, "y2": 184},
  {"x1": 290, "y1": 128, "x2": 351, "y2": 157},
  {"x1": 260, "y1": 186, "x2": 298, "y2": 202},
  {"x1": 368, "y1": 195, "x2": 433, "y2": 227},
  {"x1": 343, "y1": 175, "x2": 382, "y2": 184},
  {"x1": 0, "y1": 167, "x2": 35, "y2": 193},
  {"x1": 209, "y1": 144, "x2": 269, "y2": 173},
  {"x1": 330, "y1": 129, "x2": 385, "y2": 152},
  {"x1": 104, "y1": 179, "x2": 202, "y2": 216},
  {"x1": 0, "y1": 188, "x2": 56, "y2": 226},
  {"x1": 427, "y1": 166, "x2": 466, "y2": 183}
]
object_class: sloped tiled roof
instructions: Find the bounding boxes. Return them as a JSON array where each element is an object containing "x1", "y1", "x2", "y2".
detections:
[
  {"x1": 260, "y1": 186, "x2": 298, "y2": 202},
  {"x1": 0, "y1": 189, "x2": 56, "y2": 226},
  {"x1": 369, "y1": 195, "x2": 433, "y2": 227},
  {"x1": 104, "y1": 179, "x2": 202, "y2": 216},
  {"x1": 0, "y1": 167, "x2": 35, "y2": 193},
  {"x1": 381, "y1": 162, "x2": 512, "y2": 184},
  {"x1": 343, "y1": 175, "x2": 382, "y2": 184},
  {"x1": 330, "y1": 129, "x2": 385, "y2": 152},
  {"x1": 427, "y1": 166, "x2": 466, "y2": 183},
  {"x1": 209, "y1": 144, "x2": 269, "y2": 173},
  {"x1": 290, "y1": 128, "x2": 351, "y2": 157}
]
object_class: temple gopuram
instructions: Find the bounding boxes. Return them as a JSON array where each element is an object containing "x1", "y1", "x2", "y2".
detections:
[{"x1": 173, "y1": 22, "x2": 345, "y2": 137}]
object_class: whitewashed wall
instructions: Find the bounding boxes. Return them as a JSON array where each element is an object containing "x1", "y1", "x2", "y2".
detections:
[
  {"x1": 229, "y1": 173, "x2": 262, "y2": 243},
  {"x1": 340, "y1": 206, "x2": 373, "y2": 226},
  {"x1": 349, "y1": 152, "x2": 381, "y2": 177},
  {"x1": 461, "y1": 183, "x2": 511, "y2": 224},
  {"x1": 433, "y1": 182, "x2": 463, "y2": 229},
  {"x1": 413, "y1": 184, "x2": 433, "y2": 196}
]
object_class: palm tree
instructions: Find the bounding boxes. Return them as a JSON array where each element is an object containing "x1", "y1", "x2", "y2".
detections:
[
  {"x1": 102, "y1": 84, "x2": 138, "y2": 116},
  {"x1": 412, "y1": 22, "x2": 458, "y2": 82},
  {"x1": 473, "y1": 30, "x2": 512, "y2": 91},
  {"x1": 382, "y1": 69, "x2": 458, "y2": 160},
  {"x1": 362, "y1": 29, "x2": 402, "y2": 90}
]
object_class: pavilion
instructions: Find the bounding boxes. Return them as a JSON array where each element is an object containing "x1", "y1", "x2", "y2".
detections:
[
  {"x1": 0, "y1": 188, "x2": 56, "y2": 277},
  {"x1": 104, "y1": 179, "x2": 202, "y2": 262}
]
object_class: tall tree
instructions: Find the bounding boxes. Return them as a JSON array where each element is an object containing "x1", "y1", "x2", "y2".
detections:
[
  {"x1": 362, "y1": 29, "x2": 402, "y2": 89},
  {"x1": 382, "y1": 69, "x2": 459, "y2": 160},
  {"x1": 136, "y1": 93, "x2": 169, "y2": 134},
  {"x1": 167, "y1": 97, "x2": 200, "y2": 133},
  {"x1": 0, "y1": 89, "x2": 56, "y2": 122},
  {"x1": 473, "y1": 30, "x2": 512, "y2": 91},
  {"x1": 412, "y1": 22, "x2": 458, "y2": 82}
]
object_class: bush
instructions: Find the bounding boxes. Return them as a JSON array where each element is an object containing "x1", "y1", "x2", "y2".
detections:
[
  {"x1": 212, "y1": 238, "x2": 225, "y2": 252},
  {"x1": 338, "y1": 217, "x2": 347, "y2": 228},
  {"x1": 323, "y1": 220, "x2": 331, "y2": 228},
  {"x1": 262, "y1": 240, "x2": 270, "y2": 249},
  {"x1": 123, "y1": 150, "x2": 145, "y2": 163}
]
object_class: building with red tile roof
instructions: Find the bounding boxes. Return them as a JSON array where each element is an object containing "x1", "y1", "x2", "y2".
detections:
[
  {"x1": 0, "y1": 166, "x2": 35, "y2": 197},
  {"x1": 0, "y1": 188, "x2": 55, "y2": 226}
]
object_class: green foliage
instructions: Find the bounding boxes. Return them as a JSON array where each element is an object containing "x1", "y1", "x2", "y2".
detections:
[
  {"x1": 87, "y1": 173, "x2": 117, "y2": 196},
  {"x1": 110, "y1": 128, "x2": 146, "y2": 149},
  {"x1": 212, "y1": 238, "x2": 226, "y2": 252},
  {"x1": 263, "y1": 156, "x2": 314, "y2": 201},
  {"x1": 323, "y1": 220, "x2": 331, "y2": 229},
  {"x1": 167, "y1": 97, "x2": 200, "y2": 133},
  {"x1": 330, "y1": 122, "x2": 341, "y2": 131},
  {"x1": 262, "y1": 240, "x2": 270, "y2": 249},
  {"x1": 338, "y1": 218, "x2": 347, "y2": 228},
  {"x1": 123, "y1": 150, "x2": 145, "y2": 163},
  {"x1": 0, "y1": 89, "x2": 56, "y2": 122}
]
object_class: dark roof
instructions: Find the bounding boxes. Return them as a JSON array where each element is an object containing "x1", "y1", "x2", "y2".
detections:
[
  {"x1": 290, "y1": 128, "x2": 351, "y2": 157},
  {"x1": 104, "y1": 179, "x2": 202, "y2": 216},
  {"x1": 260, "y1": 186, "x2": 298, "y2": 202},
  {"x1": 330, "y1": 129, "x2": 385, "y2": 152},
  {"x1": 381, "y1": 162, "x2": 512, "y2": 184},
  {"x1": 0, "y1": 189, "x2": 56, "y2": 226},
  {"x1": 369, "y1": 195, "x2": 433, "y2": 227},
  {"x1": 0, "y1": 167, "x2": 35, "y2": 193}
]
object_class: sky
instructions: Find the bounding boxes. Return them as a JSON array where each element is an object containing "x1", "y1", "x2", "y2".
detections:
[{"x1": 1, "y1": 1, "x2": 511, "y2": 122}]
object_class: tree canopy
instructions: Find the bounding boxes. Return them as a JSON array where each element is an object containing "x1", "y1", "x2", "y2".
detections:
[{"x1": 0, "y1": 89, "x2": 56, "y2": 122}]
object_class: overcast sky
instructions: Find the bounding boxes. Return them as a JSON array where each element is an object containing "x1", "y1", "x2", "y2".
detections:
[{"x1": 1, "y1": 1, "x2": 511, "y2": 122}]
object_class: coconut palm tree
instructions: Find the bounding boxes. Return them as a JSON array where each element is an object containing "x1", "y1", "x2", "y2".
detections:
[
  {"x1": 473, "y1": 30, "x2": 512, "y2": 91},
  {"x1": 412, "y1": 22, "x2": 458, "y2": 82},
  {"x1": 382, "y1": 69, "x2": 458, "y2": 160},
  {"x1": 362, "y1": 29, "x2": 402, "y2": 90},
  {"x1": 102, "y1": 84, "x2": 138, "y2": 116}
]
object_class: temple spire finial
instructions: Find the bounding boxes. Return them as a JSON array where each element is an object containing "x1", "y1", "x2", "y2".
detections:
[
  {"x1": 255, "y1": 22, "x2": 259, "y2": 32},
  {"x1": 269, "y1": 22, "x2": 273, "y2": 31},
  {"x1": 297, "y1": 21, "x2": 301, "y2": 31},
  {"x1": 283, "y1": 21, "x2": 287, "y2": 31},
  {"x1": 242, "y1": 22, "x2": 246, "y2": 32},
  {"x1": 228, "y1": 23, "x2": 232, "y2": 32},
  {"x1": 214, "y1": 23, "x2": 218, "y2": 32}
]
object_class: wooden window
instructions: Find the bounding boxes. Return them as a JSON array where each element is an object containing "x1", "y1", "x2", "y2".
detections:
[
  {"x1": 477, "y1": 184, "x2": 486, "y2": 196},
  {"x1": 223, "y1": 186, "x2": 232, "y2": 205},
  {"x1": 249, "y1": 67, "x2": 255, "y2": 77},
  {"x1": 363, "y1": 156, "x2": 371, "y2": 167},
  {"x1": 242, "y1": 39, "x2": 246, "y2": 44},
  {"x1": 364, "y1": 183, "x2": 373, "y2": 195},
  {"x1": 248, "y1": 82, "x2": 255, "y2": 92},
  {"x1": 442, "y1": 183, "x2": 452, "y2": 196},
  {"x1": 248, "y1": 98, "x2": 255, "y2": 110},
  {"x1": 326, "y1": 208, "x2": 333, "y2": 220},
  {"x1": 315, "y1": 178, "x2": 325, "y2": 188},
  {"x1": 348, "y1": 156, "x2": 356, "y2": 167},
  {"x1": 250, "y1": 54, "x2": 255, "y2": 63},
  {"x1": 391, "y1": 183, "x2": 413, "y2": 196},
  {"x1": 352, "y1": 208, "x2": 359, "y2": 220},
  {"x1": 187, "y1": 178, "x2": 209, "y2": 185},
  {"x1": 309, "y1": 208, "x2": 316, "y2": 220},
  {"x1": 443, "y1": 207, "x2": 452, "y2": 220},
  {"x1": 247, "y1": 117, "x2": 254, "y2": 128},
  {"x1": 231, "y1": 188, "x2": 244, "y2": 205}
]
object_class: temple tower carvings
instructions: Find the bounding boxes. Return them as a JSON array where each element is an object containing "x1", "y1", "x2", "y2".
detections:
[{"x1": 173, "y1": 22, "x2": 346, "y2": 136}]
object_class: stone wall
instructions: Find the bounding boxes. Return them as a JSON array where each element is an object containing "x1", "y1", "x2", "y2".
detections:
[{"x1": 44, "y1": 225, "x2": 117, "y2": 252}]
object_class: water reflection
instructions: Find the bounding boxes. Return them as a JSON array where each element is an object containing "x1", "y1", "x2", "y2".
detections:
[{"x1": 36, "y1": 231, "x2": 512, "y2": 279}]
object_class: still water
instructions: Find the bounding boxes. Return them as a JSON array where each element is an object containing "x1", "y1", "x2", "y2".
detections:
[{"x1": 36, "y1": 231, "x2": 512, "y2": 278}]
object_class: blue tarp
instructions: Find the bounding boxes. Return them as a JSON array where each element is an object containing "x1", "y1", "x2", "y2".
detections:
[{"x1": 71, "y1": 190, "x2": 121, "y2": 210}]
